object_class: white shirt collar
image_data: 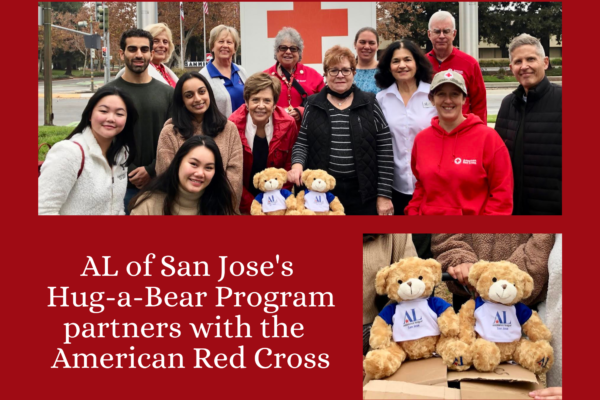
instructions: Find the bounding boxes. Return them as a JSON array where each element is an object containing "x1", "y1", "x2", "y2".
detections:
[
  {"x1": 380, "y1": 80, "x2": 431, "y2": 101},
  {"x1": 245, "y1": 114, "x2": 273, "y2": 151}
]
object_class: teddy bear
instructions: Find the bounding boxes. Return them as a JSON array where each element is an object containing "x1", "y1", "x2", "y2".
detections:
[
  {"x1": 250, "y1": 168, "x2": 299, "y2": 215},
  {"x1": 363, "y1": 257, "x2": 471, "y2": 380},
  {"x1": 456, "y1": 260, "x2": 554, "y2": 374},
  {"x1": 295, "y1": 169, "x2": 344, "y2": 215}
]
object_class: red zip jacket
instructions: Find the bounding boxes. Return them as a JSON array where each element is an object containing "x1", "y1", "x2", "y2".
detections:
[
  {"x1": 427, "y1": 48, "x2": 487, "y2": 123},
  {"x1": 229, "y1": 106, "x2": 299, "y2": 215},
  {"x1": 265, "y1": 62, "x2": 325, "y2": 129},
  {"x1": 405, "y1": 114, "x2": 513, "y2": 215}
]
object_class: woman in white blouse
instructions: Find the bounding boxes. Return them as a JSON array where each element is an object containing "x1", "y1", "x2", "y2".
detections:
[{"x1": 375, "y1": 40, "x2": 437, "y2": 214}]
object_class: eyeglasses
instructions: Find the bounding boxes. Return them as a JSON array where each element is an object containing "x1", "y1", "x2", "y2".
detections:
[
  {"x1": 327, "y1": 68, "x2": 354, "y2": 77},
  {"x1": 278, "y1": 45, "x2": 299, "y2": 53},
  {"x1": 126, "y1": 46, "x2": 151, "y2": 53},
  {"x1": 429, "y1": 28, "x2": 455, "y2": 36}
]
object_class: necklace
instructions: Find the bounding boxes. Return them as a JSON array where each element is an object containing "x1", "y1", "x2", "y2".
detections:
[{"x1": 330, "y1": 94, "x2": 350, "y2": 107}]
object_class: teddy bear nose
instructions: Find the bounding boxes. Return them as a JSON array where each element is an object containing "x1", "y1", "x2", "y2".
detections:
[
  {"x1": 407, "y1": 281, "x2": 412, "y2": 287},
  {"x1": 502, "y1": 284, "x2": 507, "y2": 290}
]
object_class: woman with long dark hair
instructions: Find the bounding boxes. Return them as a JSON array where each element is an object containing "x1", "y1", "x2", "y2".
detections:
[
  {"x1": 130, "y1": 135, "x2": 237, "y2": 215},
  {"x1": 156, "y1": 72, "x2": 243, "y2": 209},
  {"x1": 375, "y1": 39, "x2": 437, "y2": 214},
  {"x1": 39, "y1": 86, "x2": 138, "y2": 215}
]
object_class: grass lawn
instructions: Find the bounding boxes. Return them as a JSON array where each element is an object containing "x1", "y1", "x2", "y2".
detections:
[
  {"x1": 488, "y1": 115, "x2": 497, "y2": 124},
  {"x1": 38, "y1": 126, "x2": 73, "y2": 161},
  {"x1": 483, "y1": 68, "x2": 562, "y2": 82}
]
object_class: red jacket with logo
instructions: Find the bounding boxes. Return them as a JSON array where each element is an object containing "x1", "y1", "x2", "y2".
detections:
[
  {"x1": 265, "y1": 62, "x2": 325, "y2": 128},
  {"x1": 229, "y1": 105, "x2": 299, "y2": 215},
  {"x1": 405, "y1": 114, "x2": 513, "y2": 215},
  {"x1": 427, "y1": 48, "x2": 487, "y2": 123}
]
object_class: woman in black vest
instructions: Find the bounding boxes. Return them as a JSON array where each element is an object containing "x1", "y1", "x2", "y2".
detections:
[{"x1": 288, "y1": 45, "x2": 395, "y2": 215}]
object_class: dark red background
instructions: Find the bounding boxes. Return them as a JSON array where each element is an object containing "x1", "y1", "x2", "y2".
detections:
[{"x1": 5, "y1": 0, "x2": 588, "y2": 398}]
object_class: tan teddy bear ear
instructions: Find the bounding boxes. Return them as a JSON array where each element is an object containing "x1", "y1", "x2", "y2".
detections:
[
  {"x1": 375, "y1": 265, "x2": 394, "y2": 295},
  {"x1": 468, "y1": 260, "x2": 489, "y2": 287},
  {"x1": 519, "y1": 269, "x2": 534, "y2": 299},
  {"x1": 301, "y1": 169, "x2": 312, "y2": 185},
  {"x1": 253, "y1": 172, "x2": 262, "y2": 189},
  {"x1": 278, "y1": 169, "x2": 288, "y2": 183},
  {"x1": 423, "y1": 258, "x2": 442, "y2": 284},
  {"x1": 325, "y1": 174, "x2": 336, "y2": 189}
]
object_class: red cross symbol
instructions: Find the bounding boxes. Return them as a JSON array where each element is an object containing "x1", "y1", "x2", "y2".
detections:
[
  {"x1": 445, "y1": 72, "x2": 453, "y2": 79},
  {"x1": 267, "y1": 2, "x2": 348, "y2": 64}
]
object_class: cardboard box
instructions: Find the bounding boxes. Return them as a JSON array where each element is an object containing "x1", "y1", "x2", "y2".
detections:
[
  {"x1": 449, "y1": 363, "x2": 543, "y2": 399},
  {"x1": 363, "y1": 358, "x2": 543, "y2": 399},
  {"x1": 363, "y1": 380, "x2": 461, "y2": 400},
  {"x1": 460, "y1": 381, "x2": 543, "y2": 399},
  {"x1": 363, "y1": 357, "x2": 448, "y2": 387}
]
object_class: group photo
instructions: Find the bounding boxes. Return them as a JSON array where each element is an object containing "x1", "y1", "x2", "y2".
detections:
[{"x1": 38, "y1": 2, "x2": 562, "y2": 216}]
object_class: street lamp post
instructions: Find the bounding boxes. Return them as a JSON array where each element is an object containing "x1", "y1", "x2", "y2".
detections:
[{"x1": 43, "y1": 2, "x2": 53, "y2": 126}]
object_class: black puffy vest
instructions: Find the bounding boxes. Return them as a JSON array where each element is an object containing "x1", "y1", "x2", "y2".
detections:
[
  {"x1": 304, "y1": 88, "x2": 379, "y2": 203},
  {"x1": 495, "y1": 77, "x2": 562, "y2": 215}
]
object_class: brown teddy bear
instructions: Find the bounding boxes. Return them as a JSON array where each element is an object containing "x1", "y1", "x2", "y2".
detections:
[
  {"x1": 296, "y1": 169, "x2": 344, "y2": 215},
  {"x1": 363, "y1": 257, "x2": 470, "y2": 379},
  {"x1": 457, "y1": 260, "x2": 554, "y2": 374},
  {"x1": 250, "y1": 168, "x2": 299, "y2": 215}
]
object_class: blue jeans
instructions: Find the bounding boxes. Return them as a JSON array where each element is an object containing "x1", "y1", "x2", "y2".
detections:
[{"x1": 123, "y1": 187, "x2": 140, "y2": 215}]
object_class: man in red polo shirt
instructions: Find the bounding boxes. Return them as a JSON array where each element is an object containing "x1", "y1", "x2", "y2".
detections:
[{"x1": 426, "y1": 11, "x2": 487, "y2": 123}]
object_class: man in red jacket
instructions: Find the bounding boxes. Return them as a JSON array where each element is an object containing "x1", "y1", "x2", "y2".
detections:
[{"x1": 426, "y1": 10, "x2": 487, "y2": 123}]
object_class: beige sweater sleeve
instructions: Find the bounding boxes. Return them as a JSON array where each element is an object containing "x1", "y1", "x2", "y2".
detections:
[
  {"x1": 223, "y1": 121, "x2": 243, "y2": 209},
  {"x1": 156, "y1": 124, "x2": 179, "y2": 176},
  {"x1": 391, "y1": 234, "x2": 417, "y2": 263}
]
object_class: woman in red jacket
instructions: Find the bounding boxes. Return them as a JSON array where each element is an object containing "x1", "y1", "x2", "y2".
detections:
[
  {"x1": 264, "y1": 27, "x2": 325, "y2": 128},
  {"x1": 405, "y1": 71, "x2": 513, "y2": 215},
  {"x1": 229, "y1": 72, "x2": 299, "y2": 214}
]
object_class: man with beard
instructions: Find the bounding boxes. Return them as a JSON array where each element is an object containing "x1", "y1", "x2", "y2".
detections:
[
  {"x1": 104, "y1": 29, "x2": 174, "y2": 213},
  {"x1": 426, "y1": 11, "x2": 487, "y2": 123}
]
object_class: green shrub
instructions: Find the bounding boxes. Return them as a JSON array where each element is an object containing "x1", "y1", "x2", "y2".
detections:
[
  {"x1": 38, "y1": 126, "x2": 73, "y2": 161},
  {"x1": 170, "y1": 68, "x2": 188, "y2": 78},
  {"x1": 550, "y1": 58, "x2": 562, "y2": 66},
  {"x1": 479, "y1": 59, "x2": 510, "y2": 68}
]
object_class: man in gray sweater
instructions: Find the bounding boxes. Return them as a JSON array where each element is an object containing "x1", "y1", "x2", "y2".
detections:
[{"x1": 104, "y1": 29, "x2": 174, "y2": 213}]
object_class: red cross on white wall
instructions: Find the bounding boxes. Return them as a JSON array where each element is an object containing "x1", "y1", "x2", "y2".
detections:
[{"x1": 267, "y1": 2, "x2": 348, "y2": 64}]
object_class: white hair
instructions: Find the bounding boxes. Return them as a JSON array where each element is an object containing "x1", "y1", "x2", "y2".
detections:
[
  {"x1": 508, "y1": 33, "x2": 546, "y2": 63},
  {"x1": 429, "y1": 11, "x2": 456, "y2": 30}
]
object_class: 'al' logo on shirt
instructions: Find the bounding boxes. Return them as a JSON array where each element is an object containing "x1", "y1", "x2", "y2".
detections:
[
  {"x1": 493, "y1": 311, "x2": 512, "y2": 327},
  {"x1": 403, "y1": 309, "x2": 423, "y2": 326}
]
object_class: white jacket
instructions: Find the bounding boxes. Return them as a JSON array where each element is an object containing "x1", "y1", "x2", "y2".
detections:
[
  {"x1": 115, "y1": 63, "x2": 179, "y2": 86},
  {"x1": 537, "y1": 234, "x2": 562, "y2": 387},
  {"x1": 38, "y1": 128, "x2": 129, "y2": 215},
  {"x1": 199, "y1": 63, "x2": 248, "y2": 117}
]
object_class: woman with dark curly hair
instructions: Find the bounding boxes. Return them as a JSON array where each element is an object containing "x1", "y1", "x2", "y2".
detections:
[{"x1": 375, "y1": 40, "x2": 437, "y2": 214}]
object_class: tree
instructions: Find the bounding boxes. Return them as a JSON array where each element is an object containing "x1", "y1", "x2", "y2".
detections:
[
  {"x1": 158, "y1": 2, "x2": 240, "y2": 67},
  {"x1": 377, "y1": 2, "x2": 459, "y2": 51},
  {"x1": 106, "y1": 2, "x2": 137, "y2": 68},
  {"x1": 479, "y1": 2, "x2": 562, "y2": 66}
]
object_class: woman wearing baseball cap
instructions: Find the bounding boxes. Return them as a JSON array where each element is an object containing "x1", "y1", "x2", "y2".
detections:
[{"x1": 404, "y1": 71, "x2": 513, "y2": 215}]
